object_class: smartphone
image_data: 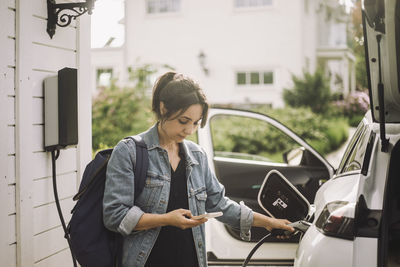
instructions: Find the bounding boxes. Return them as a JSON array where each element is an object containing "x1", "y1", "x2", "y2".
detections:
[{"x1": 192, "y1": 212, "x2": 223, "y2": 220}]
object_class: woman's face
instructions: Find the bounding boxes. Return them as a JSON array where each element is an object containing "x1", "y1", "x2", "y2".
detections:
[{"x1": 159, "y1": 104, "x2": 203, "y2": 143}]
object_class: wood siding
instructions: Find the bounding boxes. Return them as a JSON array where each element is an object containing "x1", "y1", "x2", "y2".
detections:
[
  {"x1": 1, "y1": 0, "x2": 91, "y2": 266},
  {"x1": 1, "y1": 0, "x2": 17, "y2": 266}
]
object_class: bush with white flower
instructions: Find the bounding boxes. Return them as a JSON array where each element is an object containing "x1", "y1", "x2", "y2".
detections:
[{"x1": 333, "y1": 90, "x2": 370, "y2": 126}]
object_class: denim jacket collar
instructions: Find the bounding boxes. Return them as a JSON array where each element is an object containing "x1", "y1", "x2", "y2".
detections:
[{"x1": 141, "y1": 124, "x2": 199, "y2": 167}]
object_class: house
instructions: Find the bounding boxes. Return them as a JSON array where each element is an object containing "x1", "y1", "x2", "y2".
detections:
[
  {"x1": 92, "y1": 0, "x2": 355, "y2": 107},
  {"x1": 91, "y1": 45, "x2": 124, "y2": 93},
  {"x1": 0, "y1": 0, "x2": 92, "y2": 266}
]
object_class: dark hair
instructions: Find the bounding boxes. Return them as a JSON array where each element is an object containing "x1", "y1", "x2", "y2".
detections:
[{"x1": 152, "y1": 72, "x2": 209, "y2": 127}]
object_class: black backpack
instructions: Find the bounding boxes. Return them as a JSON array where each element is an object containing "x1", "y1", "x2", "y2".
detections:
[{"x1": 67, "y1": 137, "x2": 149, "y2": 267}]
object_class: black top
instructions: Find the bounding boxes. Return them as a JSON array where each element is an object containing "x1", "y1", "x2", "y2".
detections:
[{"x1": 144, "y1": 146, "x2": 199, "y2": 267}]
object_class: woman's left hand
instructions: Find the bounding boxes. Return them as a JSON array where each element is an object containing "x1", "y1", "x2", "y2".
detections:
[{"x1": 252, "y1": 212, "x2": 295, "y2": 238}]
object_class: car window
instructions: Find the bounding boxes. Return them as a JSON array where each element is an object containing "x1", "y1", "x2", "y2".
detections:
[
  {"x1": 343, "y1": 126, "x2": 371, "y2": 172},
  {"x1": 209, "y1": 114, "x2": 303, "y2": 165},
  {"x1": 337, "y1": 121, "x2": 367, "y2": 175}
]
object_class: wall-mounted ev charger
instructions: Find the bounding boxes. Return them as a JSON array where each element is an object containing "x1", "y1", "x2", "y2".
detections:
[
  {"x1": 43, "y1": 67, "x2": 79, "y2": 267},
  {"x1": 44, "y1": 67, "x2": 78, "y2": 151}
]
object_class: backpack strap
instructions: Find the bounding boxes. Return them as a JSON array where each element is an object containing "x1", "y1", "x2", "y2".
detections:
[
  {"x1": 72, "y1": 149, "x2": 113, "y2": 202},
  {"x1": 125, "y1": 136, "x2": 149, "y2": 202}
]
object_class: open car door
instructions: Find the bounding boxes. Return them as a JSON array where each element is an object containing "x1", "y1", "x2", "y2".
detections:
[{"x1": 197, "y1": 108, "x2": 334, "y2": 265}]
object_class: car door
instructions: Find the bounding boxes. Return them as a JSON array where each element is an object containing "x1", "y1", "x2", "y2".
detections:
[{"x1": 197, "y1": 108, "x2": 334, "y2": 265}]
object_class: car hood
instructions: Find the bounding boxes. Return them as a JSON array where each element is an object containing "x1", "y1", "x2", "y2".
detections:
[{"x1": 363, "y1": 0, "x2": 400, "y2": 123}]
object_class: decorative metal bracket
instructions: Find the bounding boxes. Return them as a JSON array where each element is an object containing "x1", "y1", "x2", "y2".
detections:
[{"x1": 47, "y1": 0, "x2": 95, "y2": 39}]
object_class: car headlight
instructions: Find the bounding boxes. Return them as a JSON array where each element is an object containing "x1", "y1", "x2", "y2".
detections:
[{"x1": 315, "y1": 201, "x2": 355, "y2": 240}]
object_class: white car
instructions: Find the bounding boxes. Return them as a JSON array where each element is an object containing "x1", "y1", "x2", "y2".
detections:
[
  {"x1": 292, "y1": 1, "x2": 400, "y2": 265},
  {"x1": 196, "y1": 0, "x2": 400, "y2": 266}
]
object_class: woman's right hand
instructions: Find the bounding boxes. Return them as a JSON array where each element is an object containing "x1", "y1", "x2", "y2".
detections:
[
  {"x1": 166, "y1": 209, "x2": 207, "y2": 229},
  {"x1": 134, "y1": 209, "x2": 207, "y2": 231}
]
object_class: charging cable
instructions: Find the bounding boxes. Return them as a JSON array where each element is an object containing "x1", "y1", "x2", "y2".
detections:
[
  {"x1": 51, "y1": 149, "x2": 78, "y2": 267},
  {"x1": 241, "y1": 232, "x2": 272, "y2": 267},
  {"x1": 241, "y1": 220, "x2": 312, "y2": 267}
]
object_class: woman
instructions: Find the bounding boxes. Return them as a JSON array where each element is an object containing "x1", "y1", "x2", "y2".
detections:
[{"x1": 103, "y1": 72, "x2": 294, "y2": 267}]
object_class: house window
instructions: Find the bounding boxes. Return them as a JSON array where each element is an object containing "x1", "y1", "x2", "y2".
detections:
[
  {"x1": 250, "y1": 72, "x2": 260, "y2": 84},
  {"x1": 234, "y1": 0, "x2": 273, "y2": 8},
  {"x1": 305, "y1": 57, "x2": 310, "y2": 72},
  {"x1": 236, "y1": 71, "x2": 274, "y2": 85},
  {"x1": 237, "y1": 72, "x2": 246, "y2": 85},
  {"x1": 304, "y1": 0, "x2": 309, "y2": 14},
  {"x1": 263, "y1": 72, "x2": 273, "y2": 84},
  {"x1": 146, "y1": 0, "x2": 180, "y2": 14},
  {"x1": 96, "y1": 68, "x2": 113, "y2": 87}
]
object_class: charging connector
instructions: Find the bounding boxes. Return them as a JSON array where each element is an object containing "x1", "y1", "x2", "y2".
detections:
[{"x1": 242, "y1": 220, "x2": 312, "y2": 267}]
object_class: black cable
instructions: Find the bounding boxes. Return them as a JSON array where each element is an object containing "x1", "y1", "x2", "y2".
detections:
[
  {"x1": 55, "y1": 149, "x2": 60, "y2": 160},
  {"x1": 241, "y1": 233, "x2": 272, "y2": 267},
  {"x1": 51, "y1": 150, "x2": 78, "y2": 267}
]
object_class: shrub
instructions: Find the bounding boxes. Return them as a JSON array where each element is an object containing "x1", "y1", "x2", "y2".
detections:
[
  {"x1": 333, "y1": 91, "x2": 369, "y2": 114},
  {"x1": 283, "y1": 70, "x2": 331, "y2": 113},
  {"x1": 212, "y1": 105, "x2": 349, "y2": 158},
  {"x1": 254, "y1": 106, "x2": 349, "y2": 156},
  {"x1": 333, "y1": 90, "x2": 370, "y2": 126},
  {"x1": 210, "y1": 114, "x2": 301, "y2": 162},
  {"x1": 92, "y1": 66, "x2": 156, "y2": 151}
]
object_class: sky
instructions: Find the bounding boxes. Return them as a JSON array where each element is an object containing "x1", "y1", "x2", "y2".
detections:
[{"x1": 91, "y1": 0, "x2": 125, "y2": 48}]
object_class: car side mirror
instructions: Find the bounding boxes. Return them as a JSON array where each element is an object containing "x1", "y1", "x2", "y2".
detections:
[
  {"x1": 283, "y1": 147, "x2": 305, "y2": 165},
  {"x1": 258, "y1": 170, "x2": 311, "y2": 222}
]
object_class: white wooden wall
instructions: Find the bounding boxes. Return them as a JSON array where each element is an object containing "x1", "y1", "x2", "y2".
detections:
[
  {"x1": 0, "y1": 0, "x2": 92, "y2": 266},
  {"x1": 1, "y1": 0, "x2": 18, "y2": 265}
]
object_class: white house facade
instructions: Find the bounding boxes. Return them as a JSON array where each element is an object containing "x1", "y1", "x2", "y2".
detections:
[
  {"x1": 316, "y1": 0, "x2": 356, "y2": 95},
  {"x1": 91, "y1": 46, "x2": 124, "y2": 93},
  {"x1": 92, "y1": 0, "x2": 355, "y2": 107},
  {"x1": 0, "y1": 0, "x2": 92, "y2": 266}
]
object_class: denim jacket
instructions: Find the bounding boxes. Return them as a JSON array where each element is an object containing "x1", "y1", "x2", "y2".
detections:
[{"x1": 103, "y1": 124, "x2": 253, "y2": 267}]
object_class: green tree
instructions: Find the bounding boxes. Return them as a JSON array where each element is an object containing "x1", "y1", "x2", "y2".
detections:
[
  {"x1": 92, "y1": 65, "x2": 158, "y2": 151},
  {"x1": 283, "y1": 70, "x2": 331, "y2": 113}
]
